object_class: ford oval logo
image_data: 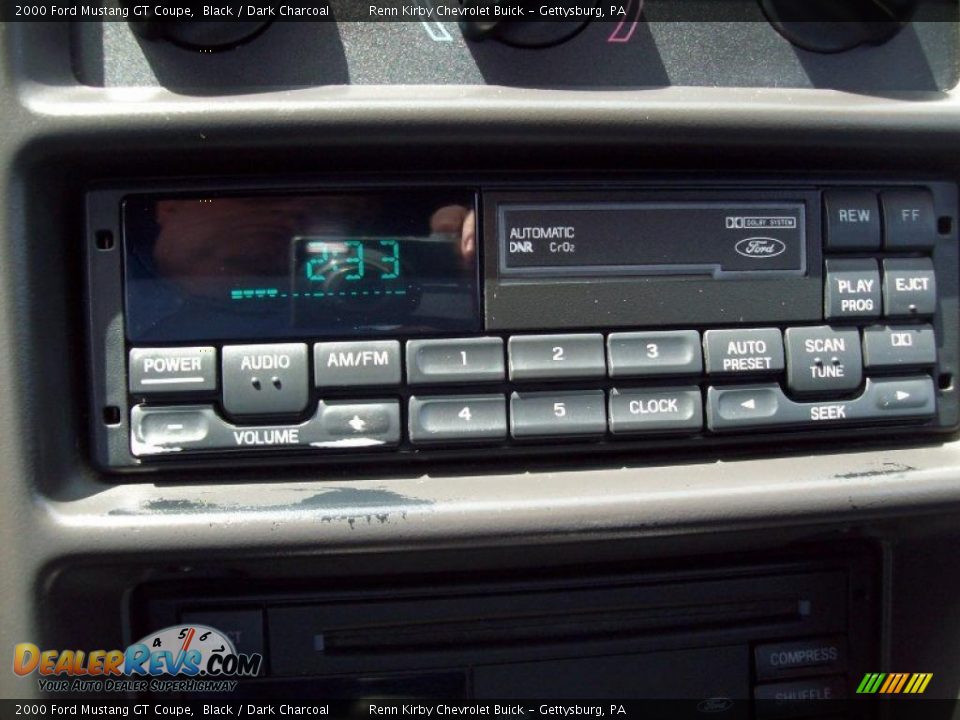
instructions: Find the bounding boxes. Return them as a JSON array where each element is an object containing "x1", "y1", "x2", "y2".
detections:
[
  {"x1": 696, "y1": 698, "x2": 734, "y2": 714},
  {"x1": 734, "y1": 237, "x2": 786, "y2": 259}
]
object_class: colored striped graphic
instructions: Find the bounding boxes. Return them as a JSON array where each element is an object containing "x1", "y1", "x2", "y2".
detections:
[{"x1": 856, "y1": 672, "x2": 933, "y2": 694}]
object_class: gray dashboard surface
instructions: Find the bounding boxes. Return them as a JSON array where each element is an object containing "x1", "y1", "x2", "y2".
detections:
[{"x1": 4, "y1": 17, "x2": 960, "y2": 701}]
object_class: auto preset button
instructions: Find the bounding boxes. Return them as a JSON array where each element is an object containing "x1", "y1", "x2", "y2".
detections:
[
  {"x1": 703, "y1": 328, "x2": 785, "y2": 375},
  {"x1": 785, "y1": 326, "x2": 863, "y2": 394},
  {"x1": 222, "y1": 343, "x2": 309, "y2": 417},
  {"x1": 608, "y1": 387, "x2": 703, "y2": 434},
  {"x1": 863, "y1": 324, "x2": 936, "y2": 368},
  {"x1": 406, "y1": 338, "x2": 504, "y2": 384},
  {"x1": 823, "y1": 189, "x2": 880, "y2": 250},
  {"x1": 314, "y1": 340, "x2": 401, "y2": 388},
  {"x1": 882, "y1": 188, "x2": 936, "y2": 250},
  {"x1": 706, "y1": 376, "x2": 935, "y2": 431},
  {"x1": 508, "y1": 334, "x2": 605, "y2": 381},
  {"x1": 824, "y1": 258, "x2": 880, "y2": 320},
  {"x1": 510, "y1": 390, "x2": 606, "y2": 438},
  {"x1": 130, "y1": 400, "x2": 400, "y2": 455},
  {"x1": 409, "y1": 395, "x2": 507, "y2": 443},
  {"x1": 883, "y1": 258, "x2": 937, "y2": 317},
  {"x1": 607, "y1": 331, "x2": 702, "y2": 377},
  {"x1": 129, "y1": 346, "x2": 217, "y2": 394}
]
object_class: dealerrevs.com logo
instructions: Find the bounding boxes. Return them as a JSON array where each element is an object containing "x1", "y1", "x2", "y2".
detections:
[{"x1": 13, "y1": 625, "x2": 262, "y2": 693}]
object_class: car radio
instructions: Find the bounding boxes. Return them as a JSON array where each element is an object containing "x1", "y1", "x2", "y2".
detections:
[{"x1": 85, "y1": 179, "x2": 959, "y2": 471}]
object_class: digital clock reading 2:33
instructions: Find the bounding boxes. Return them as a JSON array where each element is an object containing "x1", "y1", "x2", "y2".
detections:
[{"x1": 294, "y1": 237, "x2": 404, "y2": 297}]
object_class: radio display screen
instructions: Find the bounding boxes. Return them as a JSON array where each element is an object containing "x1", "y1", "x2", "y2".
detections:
[{"x1": 122, "y1": 190, "x2": 480, "y2": 343}]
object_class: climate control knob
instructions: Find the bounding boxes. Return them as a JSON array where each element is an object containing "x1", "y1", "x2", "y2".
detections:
[
  {"x1": 760, "y1": 0, "x2": 917, "y2": 53},
  {"x1": 129, "y1": 19, "x2": 271, "y2": 51}
]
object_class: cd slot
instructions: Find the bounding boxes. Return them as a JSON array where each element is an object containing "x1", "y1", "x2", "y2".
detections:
[{"x1": 315, "y1": 598, "x2": 801, "y2": 656}]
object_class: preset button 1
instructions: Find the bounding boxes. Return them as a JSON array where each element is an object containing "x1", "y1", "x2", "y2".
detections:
[
  {"x1": 406, "y1": 338, "x2": 504, "y2": 384},
  {"x1": 703, "y1": 328, "x2": 784, "y2": 375},
  {"x1": 785, "y1": 326, "x2": 863, "y2": 395}
]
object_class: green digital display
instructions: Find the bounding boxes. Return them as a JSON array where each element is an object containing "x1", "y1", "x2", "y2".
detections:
[{"x1": 124, "y1": 190, "x2": 479, "y2": 342}]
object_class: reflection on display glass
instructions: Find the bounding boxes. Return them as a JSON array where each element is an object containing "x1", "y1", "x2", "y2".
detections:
[{"x1": 123, "y1": 190, "x2": 480, "y2": 342}]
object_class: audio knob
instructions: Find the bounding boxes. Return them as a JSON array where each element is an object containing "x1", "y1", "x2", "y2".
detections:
[
  {"x1": 129, "y1": 19, "x2": 271, "y2": 51},
  {"x1": 760, "y1": 0, "x2": 917, "y2": 53}
]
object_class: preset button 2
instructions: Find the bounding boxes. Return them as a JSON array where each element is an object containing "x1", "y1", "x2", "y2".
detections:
[{"x1": 509, "y1": 334, "x2": 605, "y2": 381}]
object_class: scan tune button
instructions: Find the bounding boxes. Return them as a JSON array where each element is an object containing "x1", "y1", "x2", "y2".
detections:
[{"x1": 785, "y1": 326, "x2": 863, "y2": 395}]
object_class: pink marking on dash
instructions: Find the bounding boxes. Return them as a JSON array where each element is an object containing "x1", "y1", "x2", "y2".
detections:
[{"x1": 608, "y1": 0, "x2": 644, "y2": 43}]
